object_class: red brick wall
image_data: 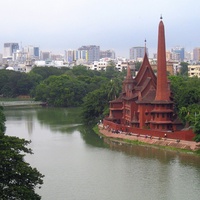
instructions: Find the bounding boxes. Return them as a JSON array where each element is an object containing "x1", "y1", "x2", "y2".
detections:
[{"x1": 103, "y1": 119, "x2": 195, "y2": 141}]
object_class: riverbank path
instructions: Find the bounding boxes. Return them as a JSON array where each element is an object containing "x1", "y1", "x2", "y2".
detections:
[{"x1": 98, "y1": 124, "x2": 200, "y2": 151}]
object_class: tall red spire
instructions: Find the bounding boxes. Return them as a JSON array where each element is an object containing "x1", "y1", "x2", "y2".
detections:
[
  {"x1": 126, "y1": 64, "x2": 132, "y2": 79},
  {"x1": 155, "y1": 17, "x2": 170, "y2": 101}
]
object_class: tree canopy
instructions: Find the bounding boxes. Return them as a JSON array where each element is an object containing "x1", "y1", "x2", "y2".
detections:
[
  {"x1": 31, "y1": 66, "x2": 67, "y2": 80},
  {"x1": 169, "y1": 75, "x2": 200, "y2": 141},
  {"x1": 0, "y1": 70, "x2": 35, "y2": 98},
  {"x1": 35, "y1": 74, "x2": 88, "y2": 107},
  {"x1": 0, "y1": 65, "x2": 200, "y2": 140},
  {"x1": 0, "y1": 107, "x2": 44, "y2": 199},
  {"x1": 81, "y1": 77, "x2": 122, "y2": 124},
  {"x1": 179, "y1": 62, "x2": 188, "y2": 76}
]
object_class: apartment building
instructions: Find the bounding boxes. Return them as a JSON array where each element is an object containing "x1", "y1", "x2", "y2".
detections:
[
  {"x1": 40, "y1": 51, "x2": 51, "y2": 60},
  {"x1": 171, "y1": 46, "x2": 185, "y2": 62},
  {"x1": 78, "y1": 45, "x2": 100, "y2": 63},
  {"x1": 188, "y1": 65, "x2": 200, "y2": 77},
  {"x1": 193, "y1": 48, "x2": 200, "y2": 62},
  {"x1": 130, "y1": 46, "x2": 147, "y2": 61},
  {"x1": 3, "y1": 43, "x2": 19, "y2": 59},
  {"x1": 100, "y1": 50, "x2": 115, "y2": 59}
]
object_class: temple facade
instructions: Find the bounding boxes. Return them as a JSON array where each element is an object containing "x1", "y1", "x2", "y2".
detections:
[{"x1": 106, "y1": 18, "x2": 183, "y2": 132}]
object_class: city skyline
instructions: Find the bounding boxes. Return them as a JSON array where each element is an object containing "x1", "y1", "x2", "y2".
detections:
[{"x1": 0, "y1": 0, "x2": 199, "y2": 57}]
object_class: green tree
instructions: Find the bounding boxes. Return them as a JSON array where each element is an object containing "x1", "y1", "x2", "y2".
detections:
[
  {"x1": 0, "y1": 107, "x2": 44, "y2": 199},
  {"x1": 35, "y1": 74, "x2": 87, "y2": 107},
  {"x1": 106, "y1": 78, "x2": 122, "y2": 101},
  {"x1": 71, "y1": 65, "x2": 92, "y2": 76},
  {"x1": 31, "y1": 66, "x2": 66, "y2": 80},
  {"x1": 0, "y1": 71, "x2": 34, "y2": 97},
  {"x1": 169, "y1": 76, "x2": 200, "y2": 142},
  {"x1": 81, "y1": 88, "x2": 108, "y2": 124},
  {"x1": 0, "y1": 70, "x2": 42, "y2": 98},
  {"x1": 103, "y1": 65, "x2": 117, "y2": 79},
  {"x1": 0, "y1": 106, "x2": 6, "y2": 133},
  {"x1": 193, "y1": 113, "x2": 200, "y2": 142},
  {"x1": 179, "y1": 62, "x2": 188, "y2": 76},
  {"x1": 0, "y1": 70, "x2": 10, "y2": 94},
  {"x1": 179, "y1": 104, "x2": 200, "y2": 125},
  {"x1": 169, "y1": 76, "x2": 200, "y2": 111},
  {"x1": 81, "y1": 76, "x2": 123, "y2": 124},
  {"x1": 107, "y1": 60, "x2": 116, "y2": 68}
]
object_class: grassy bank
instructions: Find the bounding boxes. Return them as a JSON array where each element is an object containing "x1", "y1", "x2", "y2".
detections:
[
  {"x1": 94, "y1": 125, "x2": 200, "y2": 156},
  {"x1": 93, "y1": 125, "x2": 100, "y2": 135}
]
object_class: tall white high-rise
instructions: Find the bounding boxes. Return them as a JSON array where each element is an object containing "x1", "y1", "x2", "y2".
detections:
[
  {"x1": 130, "y1": 46, "x2": 147, "y2": 61},
  {"x1": 23, "y1": 46, "x2": 40, "y2": 60},
  {"x1": 65, "y1": 50, "x2": 75, "y2": 63},
  {"x1": 3, "y1": 43, "x2": 19, "y2": 59},
  {"x1": 193, "y1": 48, "x2": 200, "y2": 62},
  {"x1": 78, "y1": 45, "x2": 100, "y2": 63}
]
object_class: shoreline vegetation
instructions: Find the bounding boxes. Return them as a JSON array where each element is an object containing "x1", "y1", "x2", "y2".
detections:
[
  {"x1": 1, "y1": 98, "x2": 200, "y2": 155},
  {"x1": 94, "y1": 125, "x2": 200, "y2": 156},
  {"x1": 1, "y1": 66, "x2": 200, "y2": 142}
]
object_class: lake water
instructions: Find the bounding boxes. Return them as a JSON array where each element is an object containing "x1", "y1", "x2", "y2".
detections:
[{"x1": 4, "y1": 107, "x2": 200, "y2": 200}]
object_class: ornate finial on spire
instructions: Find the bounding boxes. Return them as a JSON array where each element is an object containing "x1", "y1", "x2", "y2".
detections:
[
  {"x1": 144, "y1": 39, "x2": 147, "y2": 53},
  {"x1": 126, "y1": 62, "x2": 132, "y2": 79},
  {"x1": 160, "y1": 14, "x2": 163, "y2": 20}
]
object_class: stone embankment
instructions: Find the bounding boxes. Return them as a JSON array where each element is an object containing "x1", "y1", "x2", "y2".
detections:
[
  {"x1": 98, "y1": 124, "x2": 200, "y2": 151},
  {"x1": 0, "y1": 101, "x2": 46, "y2": 107}
]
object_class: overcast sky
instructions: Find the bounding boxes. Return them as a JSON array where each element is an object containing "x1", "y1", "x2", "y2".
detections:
[{"x1": 0, "y1": 0, "x2": 199, "y2": 57}]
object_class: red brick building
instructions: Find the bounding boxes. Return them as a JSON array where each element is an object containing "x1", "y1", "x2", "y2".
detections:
[{"x1": 103, "y1": 18, "x2": 195, "y2": 141}]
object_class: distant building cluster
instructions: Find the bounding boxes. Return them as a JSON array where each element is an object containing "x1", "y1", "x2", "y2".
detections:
[
  {"x1": 0, "y1": 43, "x2": 117, "y2": 72},
  {"x1": 1, "y1": 42, "x2": 200, "y2": 76},
  {"x1": 130, "y1": 46, "x2": 147, "y2": 61},
  {"x1": 65, "y1": 46, "x2": 116, "y2": 65}
]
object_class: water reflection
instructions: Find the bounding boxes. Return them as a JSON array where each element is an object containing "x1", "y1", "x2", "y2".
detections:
[
  {"x1": 4, "y1": 107, "x2": 200, "y2": 169},
  {"x1": 5, "y1": 107, "x2": 38, "y2": 135},
  {"x1": 104, "y1": 138, "x2": 200, "y2": 168},
  {"x1": 79, "y1": 125, "x2": 108, "y2": 148},
  {"x1": 5, "y1": 107, "x2": 82, "y2": 134},
  {"x1": 36, "y1": 107, "x2": 82, "y2": 134},
  {"x1": 4, "y1": 107, "x2": 200, "y2": 200}
]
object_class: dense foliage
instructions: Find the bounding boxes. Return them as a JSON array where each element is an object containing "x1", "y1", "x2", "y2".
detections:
[
  {"x1": 0, "y1": 107, "x2": 44, "y2": 199},
  {"x1": 35, "y1": 74, "x2": 88, "y2": 107},
  {"x1": 169, "y1": 75, "x2": 200, "y2": 141},
  {"x1": 179, "y1": 62, "x2": 188, "y2": 76},
  {"x1": 33, "y1": 65, "x2": 124, "y2": 107},
  {"x1": 31, "y1": 66, "x2": 67, "y2": 80},
  {"x1": 169, "y1": 76, "x2": 200, "y2": 112},
  {"x1": 0, "y1": 67, "x2": 68, "y2": 98},
  {"x1": 0, "y1": 65, "x2": 200, "y2": 140},
  {"x1": 81, "y1": 76, "x2": 123, "y2": 124},
  {"x1": 0, "y1": 70, "x2": 35, "y2": 97}
]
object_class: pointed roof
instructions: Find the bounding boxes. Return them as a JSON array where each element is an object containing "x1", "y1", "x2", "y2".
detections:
[
  {"x1": 123, "y1": 63, "x2": 136, "y2": 87},
  {"x1": 154, "y1": 18, "x2": 170, "y2": 102},
  {"x1": 127, "y1": 45, "x2": 156, "y2": 103},
  {"x1": 135, "y1": 51, "x2": 156, "y2": 87},
  {"x1": 126, "y1": 64, "x2": 133, "y2": 80}
]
